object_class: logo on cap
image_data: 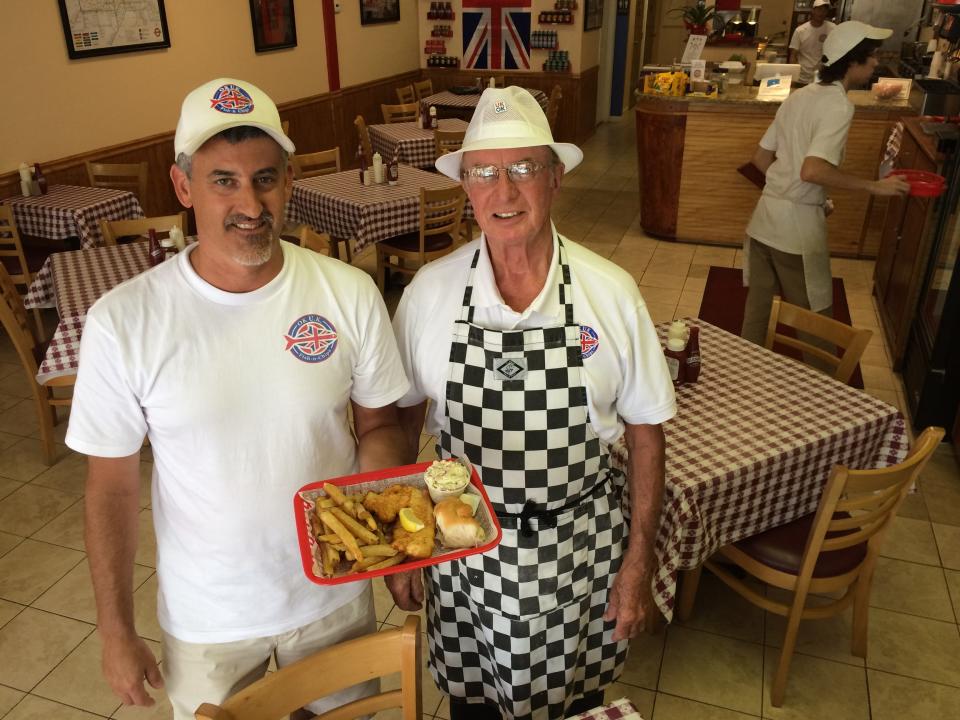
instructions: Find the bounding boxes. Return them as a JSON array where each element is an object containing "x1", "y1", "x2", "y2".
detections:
[
  {"x1": 284, "y1": 314, "x2": 338, "y2": 363},
  {"x1": 580, "y1": 325, "x2": 599, "y2": 359},
  {"x1": 210, "y1": 84, "x2": 255, "y2": 115},
  {"x1": 494, "y1": 100, "x2": 507, "y2": 114}
]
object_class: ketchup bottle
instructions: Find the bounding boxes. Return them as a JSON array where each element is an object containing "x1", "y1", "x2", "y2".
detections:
[
  {"x1": 664, "y1": 337, "x2": 687, "y2": 386},
  {"x1": 685, "y1": 326, "x2": 701, "y2": 383},
  {"x1": 148, "y1": 228, "x2": 163, "y2": 267}
]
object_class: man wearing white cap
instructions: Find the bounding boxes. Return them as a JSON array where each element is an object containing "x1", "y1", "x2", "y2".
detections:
[
  {"x1": 789, "y1": 0, "x2": 836, "y2": 85},
  {"x1": 389, "y1": 87, "x2": 676, "y2": 720},
  {"x1": 67, "y1": 78, "x2": 409, "y2": 718},
  {"x1": 741, "y1": 23, "x2": 910, "y2": 346}
]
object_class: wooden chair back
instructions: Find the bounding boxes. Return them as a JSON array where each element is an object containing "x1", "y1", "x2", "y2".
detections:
[
  {"x1": 434, "y1": 129, "x2": 466, "y2": 160},
  {"x1": 281, "y1": 224, "x2": 332, "y2": 256},
  {"x1": 292, "y1": 148, "x2": 341, "y2": 179},
  {"x1": 194, "y1": 615, "x2": 421, "y2": 720},
  {"x1": 0, "y1": 205, "x2": 46, "y2": 338},
  {"x1": 354, "y1": 115, "x2": 373, "y2": 166},
  {"x1": 376, "y1": 186, "x2": 465, "y2": 292},
  {"x1": 396, "y1": 84, "x2": 416, "y2": 104},
  {"x1": 85, "y1": 161, "x2": 149, "y2": 203},
  {"x1": 764, "y1": 296, "x2": 872, "y2": 385},
  {"x1": 413, "y1": 79, "x2": 434, "y2": 102},
  {"x1": 99, "y1": 213, "x2": 188, "y2": 247},
  {"x1": 382, "y1": 103, "x2": 419, "y2": 124},
  {"x1": 546, "y1": 85, "x2": 562, "y2": 135},
  {"x1": 0, "y1": 264, "x2": 74, "y2": 465},
  {"x1": 492, "y1": 76, "x2": 505, "y2": 88}
]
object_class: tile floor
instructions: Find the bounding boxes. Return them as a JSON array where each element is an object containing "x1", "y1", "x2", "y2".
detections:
[{"x1": 0, "y1": 115, "x2": 958, "y2": 719}]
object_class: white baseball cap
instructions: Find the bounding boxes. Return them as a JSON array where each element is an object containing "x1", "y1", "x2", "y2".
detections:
[
  {"x1": 174, "y1": 77, "x2": 295, "y2": 157},
  {"x1": 822, "y1": 21, "x2": 892, "y2": 67},
  {"x1": 435, "y1": 86, "x2": 582, "y2": 180},
  {"x1": 812, "y1": 0, "x2": 831, "y2": 8}
]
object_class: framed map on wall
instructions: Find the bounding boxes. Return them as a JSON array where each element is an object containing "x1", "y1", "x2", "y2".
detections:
[
  {"x1": 57, "y1": 0, "x2": 171, "y2": 59},
  {"x1": 360, "y1": 0, "x2": 400, "y2": 25},
  {"x1": 584, "y1": 0, "x2": 604, "y2": 31}
]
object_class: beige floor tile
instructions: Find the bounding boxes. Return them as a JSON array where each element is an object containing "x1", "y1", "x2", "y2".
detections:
[
  {"x1": 861, "y1": 387, "x2": 899, "y2": 411},
  {"x1": 639, "y1": 273, "x2": 686, "y2": 291},
  {"x1": 675, "y1": 572, "x2": 764, "y2": 643},
  {"x1": 691, "y1": 246, "x2": 736, "y2": 267},
  {"x1": 135, "y1": 510, "x2": 156, "y2": 568},
  {"x1": 31, "y1": 499, "x2": 86, "y2": 551},
  {"x1": 435, "y1": 696, "x2": 449, "y2": 719},
  {"x1": 868, "y1": 669, "x2": 960, "y2": 720},
  {"x1": 0, "y1": 476, "x2": 23, "y2": 502},
  {"x1": 674, "y1": 305, "x2": 701, "y2": 321},
  {"x1": 645, "y1": 303, "x2": 678, "y2": 325},
  {"x1": 859, "y1": 365, "x2": 897, "y2": 391},
  {"x1": 138, "y1": 462, "x2": 153, "y2": 509},
  {"x1": 761, "y1": 648, "x2": 868, "y2": 720},
  {"x1": 0, "y1": 529, "x2": 22, "y2": 557},
  {"x1": 0, "y1": 598, "x2": 24, "y2": 629},
  {"x1": 638, "y1": 286, "x2": 682, "y2": 307},
  {"x1": 383, "y1": 603, "x2": 427, "y2": 635},
  {"x1": 652, "y1": 244, "x2": 696, "y2": 262},
  {"x1": 373, "y1": 578, "x2": 396, "y2": 623},
  {"x1": 28, "y1": 452, "x2": 87, "y2": 496},
  {"x1": 0, "y1": 439, "x2": 50, "y2": 484},
  {"x1": 0, "y1": 483, "x2": 79, "y2": 537},
  {"x1": 897, "y1": 488, "x2": 930, "y2": 521},
  {"x1": 0, "y1": 539, "x2": 84, "y2": 604},
  {"x1": 858, "y1": 342, "x2": 890, "y2": 369},
  {"x1": 618, "y1": 630, "x2": 665, "y2": 691},
  {"x1": 658, "y1": 625, "x2": 762, "y2": 716},
  {"x1": 653, "y1": 693, "x2": 759, "y2": 719},
  {"x1": 686, "y1": 263, "x2": 710, "y2": 279},
  {"x1": 764, "y1": 591, "x2": 864, "y2": 667},
  {"x1": 0, "y1": 607, "x2": 92, "y2": 691},
  {"x1": 0, "y1": 393, "x2": 22, "y2": 413},
  {"x1": 920, "y1": 467, "x2": 960, "y2": 528},
  {"x1": 3, "y1": 694, "x2": 105, "y2": 720},
  {"x1": 866, "y1": 607, "x2": 960, "y2": 686},
  {"x1": 0, "y1": 400, "x2": 40, "y2": 439},
  {"x1": 132, "y1": 573, "x2": 162, "y2": 642},
  {"x1": 682, "y1": 276, "x2": 706, "y2": 293},
  {"x1": 32, "y1": 559, "x2": 152, "y2": 627},
  {"x1": 0, "y1": 684, "x2": 25, "y2": 716},
  {"x1": 33, "y1": 631, "x2": 122, "y2": 715},
  {"x1": 678, "y1": 289, "x2": 701, "y2": 308},
  {"x1": 644, "y1": 258, "x2": 691, "y2": 278},
  {"x1": 0, "y1": 374, "x2": 28, "y2": 399},
  {"x1": 111, "y1": 683, "x2": 173, "y2": 719},
  {"x1": 945, "y1": 570, "x2": 960, "y2": 619},
  {"x1": 844, "y1": 292, "x2": 876, "y2": 313},
  {"x1": 603, "y1": 682, "x2": 655, "y2": 719},
  {"x1": 869, "y1": 557, "x2": 955, "y2": 622},
  {"x1": 0, "y1": 430, "x2": 21, "y2": 452},
  {"x1": 879, "y1": 516, "x2": 941, "y2": 565}
]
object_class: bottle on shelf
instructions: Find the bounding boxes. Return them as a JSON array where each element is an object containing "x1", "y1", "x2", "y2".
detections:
[
  {"x1": 33, "y1": 163, "x2": 48, "y2": 195},
  {"x1": 685, "y1": 326, "x2": 701, "y2": 383},
  {"x1": 148, "y1": 228, "x2": 164, "y2": 267},
  {"x1": 357, "y1": 144, "x2": 367, "y2": 185},
  {"x1": 664, "y1": 336, "x2": 687, "y2": 386},
  {"x1": 388, "y1": 150, "x2": 399, "y2": 186}
]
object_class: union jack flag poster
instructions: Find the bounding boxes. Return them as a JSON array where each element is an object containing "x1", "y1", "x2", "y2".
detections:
[{"x1": 462, "y1": 0, "x2": 531, "y2": 70}]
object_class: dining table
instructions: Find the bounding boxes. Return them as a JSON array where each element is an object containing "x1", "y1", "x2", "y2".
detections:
[
  {"x1": 1, "y1": 184, "x2": 144, "y2": 249},
  {"x1": 419, "y1": 87, "x2": 549, "y2": 120},
  {"x1": 568, "y1": 697, "x2": 644, "y2": 720},
  {"x1": 608, "y1": 319, "x2": 909, "y2": 622},
  {"x1": 368, "y1": 118, "x2": 469, "y2": 169},
  {"x1": 286, "y1": 165, "x2": 472, "y2": 255}
]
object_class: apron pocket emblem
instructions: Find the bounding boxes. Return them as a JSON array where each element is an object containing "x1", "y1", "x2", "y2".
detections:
[{"x1": 494, "y1": 358, "x2": 527, "y2": 381}]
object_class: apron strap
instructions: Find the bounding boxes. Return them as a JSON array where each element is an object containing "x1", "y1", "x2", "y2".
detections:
[{"x1": 496, "y1": 470, "x2": 612, "y2": 537}]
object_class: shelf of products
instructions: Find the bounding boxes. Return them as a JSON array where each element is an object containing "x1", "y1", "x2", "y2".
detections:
[
  {"x1": 425, "y1": 39, "x2": 446, "y2": 55},
  {"x1": 543, "y1": 50, "x2": 571, "y2": 72},
  {"x1": 427, "y1": 2, "x2": 455, "y2": 20},
  {"x1": 431, "y1": 25, "x2": 453, "y2": 38},
  {"x1": 427, "y1": 55, "x2": 460, "y2": 68},
  {"x1": 531, "y1": 30, "x2": 559, "y2": 49},
  {"x1": 539, "y1": 10, "x2": 574, "y2": 24}
]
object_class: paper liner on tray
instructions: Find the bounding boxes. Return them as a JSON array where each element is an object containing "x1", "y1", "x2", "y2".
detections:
[{"x1": 294, "y1": 461, "x2": 502, "y2": 585}]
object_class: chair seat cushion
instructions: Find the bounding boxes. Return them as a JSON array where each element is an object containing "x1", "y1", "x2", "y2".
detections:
[
  {"x1": 734, "y1": 511, "x2": 867, "y2": 578},
  {"x1": 381, "y1": 231, "x2": 454, "y2": 253}
]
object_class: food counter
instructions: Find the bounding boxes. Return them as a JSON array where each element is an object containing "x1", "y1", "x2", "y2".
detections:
[{"x1": 635, "y1": 88, "x2": 915, "y2": 257}]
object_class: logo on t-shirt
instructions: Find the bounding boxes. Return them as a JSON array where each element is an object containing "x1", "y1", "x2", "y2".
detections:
[
  {"x1": 284, "y1": 314, "x2": 338, "y2": 363},
  {"x1": 579, "y1": 325, "x2": 599, "y2": 359},
  {"x1": 210, "y1": 84, "x2": 254, "y2": 114},
  {"x1": 818, "y1": 33, "x2": 828, "y2": 43}
]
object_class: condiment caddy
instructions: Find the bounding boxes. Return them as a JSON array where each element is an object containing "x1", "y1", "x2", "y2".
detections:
[{"x1": 663, "y1": 320, "x2": 701, "y2": 386}]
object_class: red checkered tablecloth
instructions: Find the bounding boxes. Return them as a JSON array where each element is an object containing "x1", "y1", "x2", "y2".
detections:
[
  {"x1": 2, "y1": 185, "x2": 144, "y2": 249},
  {"x1": 287, "y1": 167, "x2": 473, "y2": 254},
  {"x1": 567, "y1": 698, "x2": 644, "y2": 720},
  {"x1": 609, "y1": 320, "x2": 909, "y2": 622},
  {"x1": 24, "y1": 243, "x2": 151, "y2": 382},
  {"x1": 368, "y1": 119, "x2": 469, "y2": 169},
  {"x1": 421, "y1": 88, "x2": 548, "y2": 112}
]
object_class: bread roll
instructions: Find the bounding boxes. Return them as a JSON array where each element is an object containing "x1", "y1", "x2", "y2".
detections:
[{"x1": 434, "y1": 497, "x2": 485, "y2": 548}]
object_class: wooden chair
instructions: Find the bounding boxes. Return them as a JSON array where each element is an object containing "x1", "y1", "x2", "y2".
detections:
[
  {"x1": 0, "y1": 264, "x2": 75, "y2": 465},
  {"x1": 492, "y1": 76, "x2": 505, "y2": 88},
  {"x1": 546, "y1": 85, "x2": 562, "y2": 135},
  {"x1": 99, "y1": 213, "x2": 188, "y2": 247},
  {"x1": 396, "y1": 84, "x2": 416, "y2": 104},
  {"x1": 376, "y1": 186, "x2": 465, "y2": 293},
  {"x1": 195, "y1": 615, "x2": 422, "y2": 720},
  {"x1": 764, "y1": 296, "x2": 872, "y2": 385},
  {"x1": 413, "y1": 79, "x2": 434, "y2": 102},
  {"x1": 679, "y1": 426, "x2": 944, "y2": 707},
  {"x1": 354, "y1": 115, "x2": 373, "y2": 167},
  {"x1": 381, "y1": 103, "x2": 419, "y2": 124},
  {"x1": 280, "y1": 224, "x2": 332, "y2": 256},
  {"x1": 291, "y1": 148, "x2": 341, "y2": 179},
  {"x1": 0, "y1": 206, "x2": 45, "y2": 337},
  {"x1": 85, "y1": 161, "x2": 149, "y2": 204},
  {"x1": 433, "y1": 129, "x2": 466, "y2": 160}
]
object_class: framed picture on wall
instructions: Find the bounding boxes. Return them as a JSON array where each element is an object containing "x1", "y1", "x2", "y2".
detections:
[
  {"x1": 250, "y1": 0, "x2": 298, "y2": 52},
  {"x1": 57, "y1": 0, "x2": 171, "y2": 59},
  {"x1": 360, "y1": 0, "x2": 401, "y2": 26},
  {"x1": 584, "y1": 0, "x2": 604, "y2": 31}
]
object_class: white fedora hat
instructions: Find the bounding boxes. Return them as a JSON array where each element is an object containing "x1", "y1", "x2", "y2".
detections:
[{"x1": 435, "y1": 86, "x2": 582, "y2": 180}]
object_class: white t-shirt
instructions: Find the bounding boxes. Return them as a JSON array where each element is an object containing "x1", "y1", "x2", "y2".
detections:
[
  {"x1": 66, "y1": 242, "x2": 409, "y2": 643},
  {"x1": 790, "y1": 20, "x2": 836, "y2": 84},
  {"x1": 392, "y1": 230, "x2": 677, "y2": 445}
]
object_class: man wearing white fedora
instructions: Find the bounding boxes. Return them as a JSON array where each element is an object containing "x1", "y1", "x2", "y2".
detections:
[{"x1": 388, "y1": 86, "x2": 676, "y2": 720}]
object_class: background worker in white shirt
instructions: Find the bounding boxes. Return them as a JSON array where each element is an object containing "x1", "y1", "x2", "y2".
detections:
[
  {"x1": 741, "y1": 22, "x2": 910, "y2": 347},
  {"x1": 789, "y1": 0, "x2": 836, "y2": 85}
]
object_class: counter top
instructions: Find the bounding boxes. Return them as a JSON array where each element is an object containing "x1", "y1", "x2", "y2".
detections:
[{"x1": 637, "y1": 88, "x2": 914, "y2": 114}]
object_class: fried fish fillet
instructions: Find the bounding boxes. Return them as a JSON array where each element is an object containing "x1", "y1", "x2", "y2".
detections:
[
  {"x1": 363, "y1": 484, "x2": 435, "y2": 559},
  {"x1": 362, "y1": 484, "x2": 414, "y2": 524}
]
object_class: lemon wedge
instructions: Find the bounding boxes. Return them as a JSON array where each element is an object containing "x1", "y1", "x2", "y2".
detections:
[
  {"x1": 398, "y1": 507, "x2": 425, "y2": 533},
  {"x1": 459, "y1": 493, "x2": 481, "y2": 516}
]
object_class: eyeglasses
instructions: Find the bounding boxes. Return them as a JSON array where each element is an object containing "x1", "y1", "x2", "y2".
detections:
[{"x1": 460, "y1": 160, "x2": 550, "y2": 187}]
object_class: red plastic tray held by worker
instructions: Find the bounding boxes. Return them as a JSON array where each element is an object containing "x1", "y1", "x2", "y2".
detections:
[
  {"x1": 890, "y1": 169, "x2": 947, "y2": 198},
  {"x1": 294, "y1": 461, "x2": 503, "y2": 585}
]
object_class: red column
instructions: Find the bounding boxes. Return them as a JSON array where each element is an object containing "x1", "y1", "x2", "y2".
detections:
[{"x1": 322, "y1": 0, "x2": 340, "y2": 92}]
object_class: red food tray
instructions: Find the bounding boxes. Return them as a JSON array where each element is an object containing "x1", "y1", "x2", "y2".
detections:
[
  {"x1": 294, "y1": 462, "x2": 502, "y2": 585},
  {"x1": 890, "y1": 169, "x2": 946, "y2": 198}
]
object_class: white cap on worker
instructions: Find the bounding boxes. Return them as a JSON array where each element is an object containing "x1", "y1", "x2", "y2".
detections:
[
  {"x1": 174, "y1": 77, "x2": 295, "y2": 157},
  {"x1": 822, "y1": 20, "x2": 892, "y2": 67},
  {"x1": 812, "y1": 0, "x2": 831, "y2": 8}
]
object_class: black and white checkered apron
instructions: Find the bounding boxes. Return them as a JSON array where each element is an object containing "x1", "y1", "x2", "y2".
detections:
[{"x1": 426, "y1": 239, "x2": 628, "y2": 720}]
